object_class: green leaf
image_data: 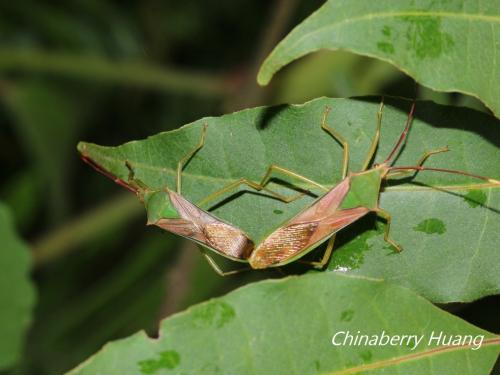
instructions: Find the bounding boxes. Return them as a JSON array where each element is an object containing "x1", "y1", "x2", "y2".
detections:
[
  {"x1": 77, "y1": 97, "x2": 500, "y2": 303},
  {"x1": 257, "y1": 0, "x2": 500, "y2": 118},
  {"x1": 0, "y1": 202, "x2": 36, "y2": 370},
  {"x1": 67, "y1": 273, "x2": 500, "y2": 374}
]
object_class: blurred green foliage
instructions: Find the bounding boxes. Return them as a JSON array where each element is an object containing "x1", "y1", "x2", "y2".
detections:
[{"x1": 0, "y1": 1, "x2": 496, "y2": 374}]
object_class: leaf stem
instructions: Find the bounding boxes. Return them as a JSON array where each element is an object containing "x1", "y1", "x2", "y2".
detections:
[
  {"x1": 0, "y1": 49, "x2": 230, "y2": 97},
  {"x1": 226, "y1": 0, "x2": 299, "y2": 110},
  {"x1": 32, "y1": 193, "x2": 143, "y2": 267}
]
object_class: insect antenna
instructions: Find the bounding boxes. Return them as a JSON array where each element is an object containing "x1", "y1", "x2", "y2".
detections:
[
  {"x1": 382, "y1": 101, "x2": 416, "y2": 165},
  {"x1": 80, "y1": 155, "x2": 138, "y2": 193},
  {"x1": 389, "y1": 166, "x2": 500, "y2": 184}
]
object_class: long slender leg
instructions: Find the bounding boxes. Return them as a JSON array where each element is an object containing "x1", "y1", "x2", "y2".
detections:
[
  {"x1": 361, "y1": 99, "x2": 384, "y2": 171},
  {"x1": 299, "y1": 235, "x2": 336, "y2": 269},
  {"x1": 252, "y1": 108, "x2": 335, "y2": 195},
  {"x1": 200, "y1": 248, "x2": 250, "y2": 276},
  {"x1": 320, "y1": 106, "x2": 349, "y2": 179},
  {"x1": 197, "y1": 178, "x2": 304, "y2": 208},
  {"x1": 386, "y1": 147, "x2": 449, "y2": 179},
  {"x1": 177, "y1": 124, "x2": 208, "y2": 194},
  {"x1": 259, "y1": 164, "x2": 329, "y2": 192},
  {"x1": 375, "y1": 208, "x2": 402, "y2": 252}
]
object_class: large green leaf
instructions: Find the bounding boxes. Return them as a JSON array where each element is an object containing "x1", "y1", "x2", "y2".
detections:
[
  {"x1": 0, "y1": 203, "x2": 36, "y2": 370},
  {"x1": 257, "y1": 0, "x2": 500, "y2": 118},
  {"x1": 77, "y1": 97, "x2": 500, "y2": 303},
  {"x1": 68, "y1": 273, "x2": 499, "y2": 374}
]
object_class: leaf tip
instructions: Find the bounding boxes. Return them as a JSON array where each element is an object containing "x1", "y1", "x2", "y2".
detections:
[
  {"x1": 76, "y1": 142, "x2": 88, "y2": 154},
  {"x1": 256, "y1": 68, "x2": 271, "y2": 86}
]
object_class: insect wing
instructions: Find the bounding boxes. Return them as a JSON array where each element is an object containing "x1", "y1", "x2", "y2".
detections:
[
  {"x1": 203, "y1": 222, "x2": 254, "y2": 259},
  {"x1": 168, "y1": 190, "x2": 206, "y2": 224},
  {"x1": 156, "y1": 218, "x2": 203, "y2": 241},
  {"x1": 312, "y1": 177, "x2": 351, "y2": 217},
  {"x1": 309, "y1": 206, "x2": 369, "y2": 246},
  {"x1": 251, "y1": 206, "x2": 369, "y2": 268},
  {"x1": 292, "y1": 178, "x2": 351, "y2": 223},
  {"x1": 167, "y1": 191, "x2": 254, "y2": 259},
  {"x1": 250, "y1": 221, "x2": 319, "y2": 268}
]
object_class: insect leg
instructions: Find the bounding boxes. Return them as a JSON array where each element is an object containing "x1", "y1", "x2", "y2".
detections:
[
  {"x1": 197, "y1": 178, "x2": 304, "y2": 208},
  {"x1": 375, "y1": 208, "x2": 402, "y2": 252},
  {"x1": 200, "y1": 248, "x2": 250, "y2": 276},
  {"x1": 176, "y1": 124, "x2": 208, "y2": 194},
  {"x1": 299, "y1": 235, "x2": 336, "y2": 269},
  {"x1": 320, "y1": 106, "x2": 349, "y2": 179},
  {"x1": 259, "y1": 164, "x2": 329, "y2": 193},
  {"x1": 386, "y1": 147, "x2": 449, "y2": 179},
  {"x1": 361, "y1": 99, "x2": 384, "y2": 171},
  {"x1": 125, "y1": 161, "x2": 151, "y2": 191}
]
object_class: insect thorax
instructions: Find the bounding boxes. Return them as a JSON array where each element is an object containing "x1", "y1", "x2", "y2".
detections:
[
  {"x1": 143, "y1": 190, "x2": 180, "y2": 223},
  {"x1": 339, "y1": 168, "x2": 385, "y2": 210}
]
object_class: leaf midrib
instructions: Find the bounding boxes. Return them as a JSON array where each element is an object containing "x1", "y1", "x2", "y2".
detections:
[
  {"x1": 84, "y1": 150, "x2": 499, "y2": 193},
  {"x1": 279, "y1": 10, "x2": 500, "y2": 55},
  {"x1": 327, "y1": 337, "x2": 500, "y2": 375}
]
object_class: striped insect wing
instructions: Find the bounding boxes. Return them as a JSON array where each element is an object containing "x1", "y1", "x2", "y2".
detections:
[
  {"x1": 155, "y1": 218, "x2": 202, "y2": 241},
  {"x1": 249, "y1": 221, "x2": 319, "y2": 269},
  {"x1": 250, "y1": 207, "x2": 369, "y2": 269},
  {"x1": 250, "y1": 178, "x2": 368, "y2": 269},
  {"x1": 203, "y1": 222, "x2": 254, "y2": 259},
  {"x1": 162, "y1": 191, "x2": 254, "y2": 259}
]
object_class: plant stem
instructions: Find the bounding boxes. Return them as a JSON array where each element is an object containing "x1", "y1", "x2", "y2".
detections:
[
  {"x1": 226, "y1": 0, "x2": 299, "y2": 110},
  {"x1": 0, "y1": 49, "x2": 229, "y2": 97},
  {"x1": 157, "y1": 242, "x2": 198, "y2": 319},
  {"x1": 32, "y1": 193, "x2": 143, "y2": 267}
]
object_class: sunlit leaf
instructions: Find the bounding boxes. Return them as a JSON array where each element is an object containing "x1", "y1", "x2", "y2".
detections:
[
  {"x1": 78, "y1": 97, "x2": 500, "y2": 303},
  {"x1": 67, "y1": 273, "x2": 500, "y2": 375},
  {"x1": 258, "y1": 0, "x2": 500, "y2": 118}
]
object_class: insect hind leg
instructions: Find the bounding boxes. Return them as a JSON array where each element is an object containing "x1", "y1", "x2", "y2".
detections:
[
  {"x1": 298, "y1": 235, "x2": 336, "y2": 269},
  {"x1": 259, "y1": 164, "x2": 328, "y2": 194},
  {"x1": 375, "y1": 208, "x2": 402, "y2": 252},
  {"x1": 197, "y1": 178, "x2": 304, "y2": 209}
]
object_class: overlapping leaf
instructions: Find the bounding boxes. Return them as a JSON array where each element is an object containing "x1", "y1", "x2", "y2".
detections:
[
  {"x1": 257, "y1": 0, "x2": 500, "y2": 118},
  {"x1": 68, "y1": 273, "x2": 500, "y2": 375},
  {"x1": 78, "y1": 97, "x2": 500, "y2": 303}
]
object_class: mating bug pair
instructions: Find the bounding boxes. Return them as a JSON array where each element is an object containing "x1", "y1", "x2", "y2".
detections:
[{"x1": 81, "y1": 100, "x2": 499, "y2": 275}]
